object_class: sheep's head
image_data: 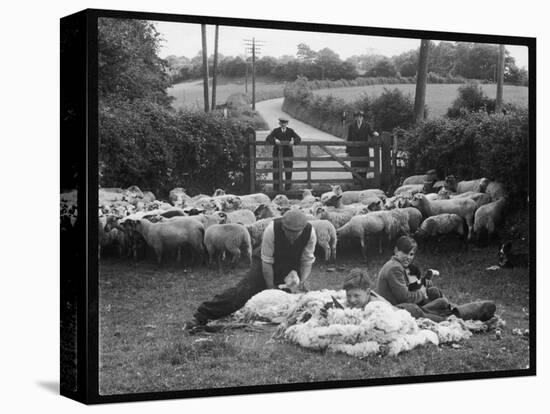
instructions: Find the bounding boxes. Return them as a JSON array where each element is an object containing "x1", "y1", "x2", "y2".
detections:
[
  {"x1": 219, "y1": 196, "x2": 242, "y2": 212},
  {"x1": 444, "y1": 175, "x2": 457, "y2": 191},
  {"x1": 324, "y1": 194, "x2": 342, "y2": 208},
  {"x1": 396, "y1": 195, "x2": 412, "y2": 208},
  {"x1": 438, "y1": 188, "x2": 451, "y2": 199},
  {"x1": 422, "y1": 181, "x2": 434, "y2": 194},
  {"x1": 384, "y1": 197, "x2": 397, "y2": 210},
  {"x1": 213, "y1": 188, "x2": 226, "y2": 197},
  {"x1": 272, "y1": 194, "x2": 290, "y2": 206},
  {"x1": 302, "y1": 188, "x2": 314, "y2": 198},
  {"x1": 215, "y1": 211, "x2": 228, "y2": 224},
  {"x1": 409, "y1": 193, "x2": 424, "y2": 208},
  {"x1": 330, "y1": 184, "x2": 343, "y2": 196},
  {"x1": 278, "y1": 270, "x2": 300, "y2": 293},
  {"x1": 479, "y1": 178, "x2": 490, "y2": 193},
  {"x1": 253, "y1": 203, "x2": 269, "y2": 219},
  {"x1": 366, "y1": 198, "x2": 382, "y2": 212}
]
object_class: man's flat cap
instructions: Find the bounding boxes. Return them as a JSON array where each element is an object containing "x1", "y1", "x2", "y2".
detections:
[
  {"x1": 281, "y1": 209, "x2": 308, "y2": 232},
  {"x1": 278, "y1": 118, "x2": 289, "y2": 123}
]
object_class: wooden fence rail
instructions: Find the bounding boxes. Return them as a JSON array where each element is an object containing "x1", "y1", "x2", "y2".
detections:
[{"x1": 246, "y1": 130, "x2": 404, "y2": 195}]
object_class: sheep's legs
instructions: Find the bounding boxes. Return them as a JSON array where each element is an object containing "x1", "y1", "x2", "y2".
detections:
[{"x1": 360, "y1": 235, "x2": 368, "y2": 260}]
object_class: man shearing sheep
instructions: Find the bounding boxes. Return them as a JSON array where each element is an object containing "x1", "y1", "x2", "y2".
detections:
[{"x1": 184, "y1": 209, "x2": 317, "y2": 331}]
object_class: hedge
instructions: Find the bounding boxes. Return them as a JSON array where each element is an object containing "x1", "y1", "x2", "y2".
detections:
[
  {"x1": 99, "y1": 99, "x2": 249, "y2": 197},
  {"x1": 397, "y1": 108, "x2": 529, "y2": 209}
]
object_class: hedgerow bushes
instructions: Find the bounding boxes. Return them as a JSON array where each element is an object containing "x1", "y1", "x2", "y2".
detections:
[
  {"x1": 398, "y1": 108, "x2": 529, "y2": 209},
  {"x1": 282, "y1": 76, "x2": 416, "y2": 136},
  {"x1": 99, "y1": 99, "x2": 249, "y2": 197}
]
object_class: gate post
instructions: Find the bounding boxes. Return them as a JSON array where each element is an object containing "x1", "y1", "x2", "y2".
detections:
[
  {"x1": 246, "y1": 127, "x2": 256, "y2": 194},
  {"x1": 380, "y1": 132, "x2": 392, "y2": 191}
]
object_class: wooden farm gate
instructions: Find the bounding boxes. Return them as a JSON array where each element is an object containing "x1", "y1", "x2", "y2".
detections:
[{"x1": 245, "y1": 130, "x2": 401, "y2": 196}]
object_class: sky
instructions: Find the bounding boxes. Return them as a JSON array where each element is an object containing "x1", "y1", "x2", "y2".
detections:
[{"x1": 153, "y1": 21, "x2": 529, "y2": 69}]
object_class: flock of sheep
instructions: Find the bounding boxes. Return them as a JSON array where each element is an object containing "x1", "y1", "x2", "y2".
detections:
[{"x1": 60, "y1": 173, "x2": 507, "y2": 270}]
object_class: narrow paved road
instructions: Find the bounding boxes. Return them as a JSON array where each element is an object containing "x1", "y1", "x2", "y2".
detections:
[
  {"x1": 256, "y1": 98, "x2": 345, "y2": 142},
  {"x1": 255, "y1": 98, "x2": 374, "y2": 188}
]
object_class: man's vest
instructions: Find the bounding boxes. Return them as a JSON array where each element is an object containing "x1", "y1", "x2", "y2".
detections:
[{"x1": 272, "y1": 218, "x2": 312, "y2": 284}]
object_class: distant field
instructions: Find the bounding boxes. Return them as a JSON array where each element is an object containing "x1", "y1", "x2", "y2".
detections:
[
  {"x1": 168, "y1": 77, "x2": 286, "y2": 110},
  {"x1": 312, "y1": 84, "x2": 528, "y2": 118}
]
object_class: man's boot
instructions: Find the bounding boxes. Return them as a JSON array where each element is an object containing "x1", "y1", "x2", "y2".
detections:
[{"x1": 452, "y1": 301, "x2": 496, "y2": 322}]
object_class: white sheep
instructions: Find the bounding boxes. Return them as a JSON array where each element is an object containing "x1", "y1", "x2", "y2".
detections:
[
  {"x1": 402, "y1": 174, "x2": 430, "y2": 185},
  {"x1": 336, "y1": 211, "x2": 404, "y2": 259},
  {"x1": 300, "y1": 189, "x2": 318, "y2": 208},
  {"x1": 473, "y1": 198, "x2": 507, "y2": 242},
  {"x1": 415, "y1": 213, "x2": 466, "y2": 249},
  {"x1": 310, "y1": 219, "x2": 337, "y2": 262},
  {"x1": 314, "y1": 206, "x2": 356, "y2": 229},
  {"x1": 397, "y1": 207, "x2": 423, "y2": 233},
  {"x1": 272, "y1": 194, "x2": 291, "y2": 208},
  {"x1": 169, "y1": 187, "x2": 192, "y2": 207},
  {"x1": 204, "y1": 223, "x2": 252, "y2": 270},
  {"x1": 212, "y1": 194, "x2": 242, "y2": 211},
  {"x1": 190, "y1": 213, "x2": 225, "y2": 229},
  {"x1": 410, "y1": 193, "x2": 477, "y2": 240},
  {"x1": 216, "y1": 209, "x2": 257, "y2": 225},
  {"x1": 456, "y1": 177, "x2": 490, "y2": 194},
  {"x1": 394, "y1": 184, "x2": 424, "y2": 196},
  {"x1": 451, "y1": 191, "x2": 492, "y2": 209},
  {"x1": 245, "y1": 218, "x2": 274, "y2": 248},
  {"x1": 129, "y1": 217, "x2": 205, "y2": 264}
]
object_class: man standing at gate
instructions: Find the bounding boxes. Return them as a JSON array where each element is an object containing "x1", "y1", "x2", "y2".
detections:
[
  {"x1": 266, "y1": 117, "x2": 302, "y2": 192},
  {"x1": 346, "y1": 110, "x2": 376, "y2": 187}
]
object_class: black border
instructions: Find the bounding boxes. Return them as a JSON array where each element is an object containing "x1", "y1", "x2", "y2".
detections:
[{"x1": 62, "y1": 7, "x2": 536, "y2": 404}]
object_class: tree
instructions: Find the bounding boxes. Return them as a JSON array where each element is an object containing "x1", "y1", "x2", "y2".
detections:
[
  {"x1": 296, "y1": 43, "x2": 317, "y2": 62},
  {"x1": 98, "y1": 18, "x2": 172, "y2": 106},
  {"x1": 366, "y1": 58, "x2": 398, "y2": 77},
  {"x1": 316, "y1": 47, "x2": 342, "y2": 79}
]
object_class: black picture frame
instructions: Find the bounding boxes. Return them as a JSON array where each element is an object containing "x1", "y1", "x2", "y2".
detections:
[{"x1": 60, "y1": 8, "x2": 536, "y2": 404}]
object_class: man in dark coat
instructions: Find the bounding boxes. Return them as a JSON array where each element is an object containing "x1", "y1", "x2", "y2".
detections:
[
  {"x1": 184, "y1": 210, "x2": 317, "y2": 331},
  {"x1": 346, "y1": 110, "x2": 375, "y2": 187},
  {"x1": 266, "y1": 118, "x2": 301, "y2": 191}
]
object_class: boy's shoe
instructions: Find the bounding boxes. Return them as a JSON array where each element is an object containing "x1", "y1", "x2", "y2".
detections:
[
  {"x1": 452, "y1": 301, "x2": 496, "y2": 322},
  {"x1": 183, "y1": 317, "x2": 207, "y2": 333}
]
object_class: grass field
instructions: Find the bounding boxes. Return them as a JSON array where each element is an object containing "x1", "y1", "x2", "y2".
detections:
[
  {"x1": 168, "y1": 76, "x2": 286, "y2": 110},
  {"x1": 312, "y1": 84, "x2": 529, "y2": 118},
  {"x1": 98, "y1": 243, "x2": 530, "y2": 395},
  {"x1": 169, "y1": 79, "x2": 528, "y2": 119}
]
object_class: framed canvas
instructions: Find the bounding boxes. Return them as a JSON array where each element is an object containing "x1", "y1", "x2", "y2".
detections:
[{"x1": 60, "y1": 8, "x2": 535, "y2": 404}]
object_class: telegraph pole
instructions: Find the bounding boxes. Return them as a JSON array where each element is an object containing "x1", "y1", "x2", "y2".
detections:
[
  {"x1": 244, "y1": 49, "x2": 248, "y2": 93},
  {"x1": 244, "y1": 38, "x2": 264, "y2": 110},
  {"x1": 495, "y1": 44, "x2": 505, "y2": 112},
  {"x1": 414, "y1": 39, "x2": 430, "y2": 124},
  {"x1": 201, "y1": 24, "x2": 209, "y2": 112},
  {"x1": 211, "y1": 25, "x2": 219, "y2": 110}
]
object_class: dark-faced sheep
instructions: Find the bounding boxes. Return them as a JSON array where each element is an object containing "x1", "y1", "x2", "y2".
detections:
[
  {"x1": 473, "y1": 198, "x2": 507, "y2": 243},
  {"x1": 204, "y1": 223, "x2": 252, "y2": 271},
  {"x1": 485, "y1": 181, "x2": 507, "y2": 201}
]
